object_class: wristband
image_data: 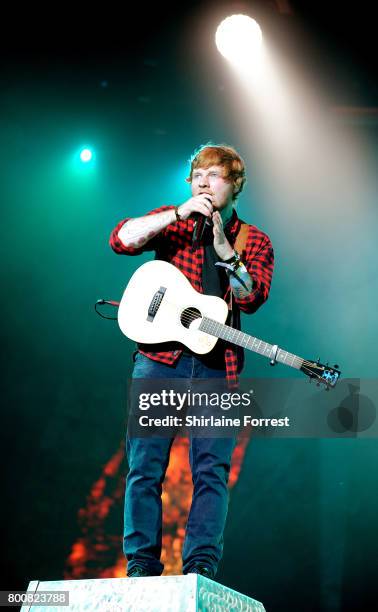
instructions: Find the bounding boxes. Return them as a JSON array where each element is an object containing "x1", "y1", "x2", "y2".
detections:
[
  {"x1": 223, "y1": 251, "x2": 240, "y2": 265},
  {"x1": 216, "y1": 251, "x2": 243, "y2": 275}
]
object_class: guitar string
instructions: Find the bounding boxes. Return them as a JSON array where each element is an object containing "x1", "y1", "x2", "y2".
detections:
[
  {"x1": 178, "y1": 309, "x2": 307, "y2": 366},
  {"x1": 162, "y1": 306, "x2": 336, "y2": 373},
  {"x1": 179, "y1": 312, "x2": 331, "y2": 370}
]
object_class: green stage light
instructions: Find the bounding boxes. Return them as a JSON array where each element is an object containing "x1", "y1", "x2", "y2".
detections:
[{"x1": 80, "y1": 148, "x2": 93, "y2": 162}]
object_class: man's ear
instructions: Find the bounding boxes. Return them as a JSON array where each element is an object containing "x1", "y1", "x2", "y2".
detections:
[{"x1": 185, "y1": 177, "x2": 191, "y2": 184}]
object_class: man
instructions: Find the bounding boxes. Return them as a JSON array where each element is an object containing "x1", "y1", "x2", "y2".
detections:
[{"x1": 110, "y1": 144, "x2": 274, "y2": 579}]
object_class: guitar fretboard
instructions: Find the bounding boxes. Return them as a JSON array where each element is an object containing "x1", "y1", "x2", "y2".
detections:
[{"x1": 199, "y1": 317, "x2": 304, "y2": 370}]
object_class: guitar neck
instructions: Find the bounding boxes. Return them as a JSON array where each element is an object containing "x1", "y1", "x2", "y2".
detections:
[{"x1": 199, "y1": 317, "x2": 304, "y2": 370}]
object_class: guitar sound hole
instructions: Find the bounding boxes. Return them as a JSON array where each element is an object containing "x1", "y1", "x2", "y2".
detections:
[{"x1": 181, "y1": 307, "x2": 202, "y2": 329}]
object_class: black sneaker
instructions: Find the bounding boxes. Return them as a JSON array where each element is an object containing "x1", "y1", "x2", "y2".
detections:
[
  {"x1": 190, "y1": 565, "x2": 214, "y2": 579},
  {"x1": 127, "y1": 566, "x2": 150, "y2": 577}
]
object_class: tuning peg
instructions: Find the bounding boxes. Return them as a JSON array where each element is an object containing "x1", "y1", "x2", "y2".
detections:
[
  {"x1": 326, "y1": 362, "x2": 329, "y2": 366},
  {"x1": 316, "y1": 382, "x2": 320, "y2": 387},
  {"x1": 317, "y1": 357, "x2": 320, "y2": 364},
  {"x1": 334, "y1": 364, "x2": 339, "y2": 369}
]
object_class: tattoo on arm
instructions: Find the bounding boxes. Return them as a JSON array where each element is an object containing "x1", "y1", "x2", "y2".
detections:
[
  {"x1": 230, "y1": 263, "x2": 254, "y2": 299},
  {"x1": 118, "y1": 210, "x2": 175, "y2": 248}
]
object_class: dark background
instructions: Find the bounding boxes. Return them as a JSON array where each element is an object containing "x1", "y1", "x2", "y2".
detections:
[{"x1": 1, "y1": 1, "x2": 377, "y2": 610}]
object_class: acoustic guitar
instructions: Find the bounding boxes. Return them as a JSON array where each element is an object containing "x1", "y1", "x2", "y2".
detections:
[{"x1": 117, "y1": 260, "x2": 341, "y2": 389}]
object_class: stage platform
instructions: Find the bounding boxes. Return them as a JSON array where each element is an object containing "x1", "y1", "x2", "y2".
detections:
[{"x1": 22, "y1": 575, "x2": 265, "y2": 611}]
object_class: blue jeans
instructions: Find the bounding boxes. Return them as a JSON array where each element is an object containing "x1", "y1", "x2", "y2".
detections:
[{"x1": 124, "y1": 352, "x2": 237, "y2": 576}]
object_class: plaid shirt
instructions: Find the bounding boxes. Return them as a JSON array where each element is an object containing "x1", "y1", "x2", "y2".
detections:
[{"x1": 110, "y1": 205, "x2": 274, "y2": 387}]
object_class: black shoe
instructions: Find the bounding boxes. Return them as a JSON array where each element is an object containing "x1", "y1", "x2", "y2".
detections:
[
  {"x1": 127, "y1": 566, "x2": 150, "y2": 577},
  {"x1": 189, "y1": 564, "x2": 214, "y2": 579}
]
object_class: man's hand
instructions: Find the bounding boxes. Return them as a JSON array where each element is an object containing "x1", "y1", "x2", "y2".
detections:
[
  {"x1": 212, "y1": 211, "x2": 234, "y2": 260},
  {"x1": 177, "y1": 194, "x2": 214, "y2": 220}
]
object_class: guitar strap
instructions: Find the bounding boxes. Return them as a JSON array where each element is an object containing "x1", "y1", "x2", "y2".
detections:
[
  {"x1": 223, "y1": 220, "x2": 249, "y2": 373},
  {"x1": 234, "y1": 221, "x2": 249, "y2": 257},
  {"x1": 227, "y1": 221, "x2": 249, "y2": 311}
]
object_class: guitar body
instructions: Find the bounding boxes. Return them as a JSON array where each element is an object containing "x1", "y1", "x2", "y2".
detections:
[{"x1": 117, "y1": 260, "x2": 229, "y2": 354}]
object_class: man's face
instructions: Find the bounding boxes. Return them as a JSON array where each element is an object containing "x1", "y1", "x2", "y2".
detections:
[{"x1": 191, "y1": 165, "x2": 234, "y2": 210}]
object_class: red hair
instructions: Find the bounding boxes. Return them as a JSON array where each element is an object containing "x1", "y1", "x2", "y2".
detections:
[{"x1": 187, "y1": 143, "x2": 246, "y2": 200}]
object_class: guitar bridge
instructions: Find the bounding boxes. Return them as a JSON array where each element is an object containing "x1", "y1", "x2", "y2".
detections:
[{"x1": 147, "y1": 286, "x2": 166, "y2": 322}]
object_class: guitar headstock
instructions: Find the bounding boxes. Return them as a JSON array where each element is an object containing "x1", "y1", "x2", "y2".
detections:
[{"x1": 300, "y1": 359, "x2": 341, "y2": 389}]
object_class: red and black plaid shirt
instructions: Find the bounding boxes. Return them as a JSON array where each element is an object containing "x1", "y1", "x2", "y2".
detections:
[{"x1": 110, "y1": 205, "x2": 274, "y2": 387}]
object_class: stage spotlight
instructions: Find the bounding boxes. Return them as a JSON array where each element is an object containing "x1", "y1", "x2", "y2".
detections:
[
  {"x1": 215, "y1": 14, "x2": 263, "y2": 72},
  {"x1": 80, "y1": 148, "x2": 93, "y2": 163}
]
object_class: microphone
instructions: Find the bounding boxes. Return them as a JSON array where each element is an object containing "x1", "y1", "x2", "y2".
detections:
[
  {"x1": 192, "y1": 196, "x2": 213, "y2": 251},
  {"x1": 192, "y1": 214, "x2": 206, "y2": 251}
]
